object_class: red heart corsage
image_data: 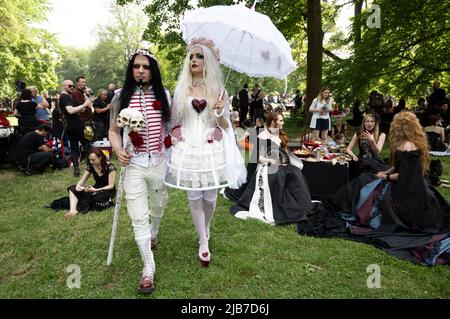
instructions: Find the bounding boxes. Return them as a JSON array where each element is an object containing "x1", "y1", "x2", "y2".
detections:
[
  {"x1": 164, "y1": 135, "x2": 172, "y2": 148},
  {"x1": 128, "y1": 131, "x2": 144, "y2": 149}
]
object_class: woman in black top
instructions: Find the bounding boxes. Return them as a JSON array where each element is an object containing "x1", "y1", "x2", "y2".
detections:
[
  {"x1": 346, "y1": 112, "x2": 388, "y2": 178},
  {"x1": 13, "y1": 89, "x2": 39, "y2": 135},
  {"x1": 64, "y1": 148, "x2": 116, "y2": 219}
]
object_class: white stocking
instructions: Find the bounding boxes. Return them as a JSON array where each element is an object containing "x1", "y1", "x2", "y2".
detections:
[
  {"x1": 203, "y1": 190, "x2": 218, "y2": 240},
  {"x1": 136, "y1": 239, "x2": 155, "y2": 277},
  {"x1": 188, "y1": 197, "x2": 209, "y2": 257}
]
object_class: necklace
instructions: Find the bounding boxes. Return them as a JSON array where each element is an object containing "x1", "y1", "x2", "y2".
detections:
[{"x1": 192, "y1": 77, "x2": 204, "y2": 87}]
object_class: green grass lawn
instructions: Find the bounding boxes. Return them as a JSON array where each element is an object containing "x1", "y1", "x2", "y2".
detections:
[{"x1": 0, "y1": 116, "x2": 449, "y2": 298}]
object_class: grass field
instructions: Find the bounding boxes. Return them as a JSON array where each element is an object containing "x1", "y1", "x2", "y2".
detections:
[{"x1": 0, "y1": 114, "x2": 449, "y2": 298}]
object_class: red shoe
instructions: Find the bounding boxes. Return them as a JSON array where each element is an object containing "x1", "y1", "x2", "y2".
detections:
[
  {"x1": 138, "y1": 275, "x2": 155, "y2": 294},
  {"x1": 151, "y1": 238, "x2": 158, "y2": 251},
  {"x1": 199, "y1": 252, "x2": 210, "y2": 268}
]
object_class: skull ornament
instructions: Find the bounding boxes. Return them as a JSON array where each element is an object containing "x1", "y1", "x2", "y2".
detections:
[
  {"x1": 116, "y1": 108, "x2": 131, "y2": 128},
  {"x1": 127, "y1": 108, "x2": 144, "y2": 132},
  {"x1": 117, "y1": 108, "x2": 144, "y2": 132},
  {"x1": 130, "y1": 118, "x2": 145, "y2": 132}
]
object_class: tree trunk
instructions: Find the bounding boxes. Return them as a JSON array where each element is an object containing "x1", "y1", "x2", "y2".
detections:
[
  {"x1": 351, "y1": 0, "x2": 364, "y2": 98},
  {"x1": 354, "y1": 0, "x2": 363, "y2": 44},
  {"x1": 305, "y1": 0, "x2": 323, "y2": 127}
]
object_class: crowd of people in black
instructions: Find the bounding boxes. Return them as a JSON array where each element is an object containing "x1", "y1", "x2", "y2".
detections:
[
  {"x1": 0, "y1": 78, "x2": 117, "y2": 177},
  {"x1": 345, "y1": 81, "x2": 450, "y2": 151},
  {"x1": 0, "y1": 77, "x2": 121, "y2": 222}
]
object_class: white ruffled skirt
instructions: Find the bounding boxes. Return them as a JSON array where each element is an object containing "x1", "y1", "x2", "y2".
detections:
[{"x1": 165, "y1": 139, "x2": 228, "y2": 190}]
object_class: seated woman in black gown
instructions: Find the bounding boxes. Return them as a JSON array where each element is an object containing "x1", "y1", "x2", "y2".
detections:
[
  {"x1": 64, "y1": 148, "x2": 116, "y2": 219},
  {"x1": 424, "y1": 114, "x2": 448, "y2": 151},
  {"x1": 346, "y1": 112, "x2": 389, "y2": 178},
  {"x1": 230, "y1": 112, "x2": 312, "y2": 225},
  {"x1": 299, "y1": 112, "x2": 450, "y2": 265}
]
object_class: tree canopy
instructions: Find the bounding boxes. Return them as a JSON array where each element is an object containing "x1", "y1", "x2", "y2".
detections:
[
  {"x1": 117, "y1": 0, "x2": 449, "y2": 107},
  {"x1": 325, "y1": 0, "x2": 450, "y2": 106},
  {"x1": 0, "y1": 0, "x2": 61, "y2": 97},
  {"x1": 56, "y1": 1, "x2": 148, "y2": 93}
]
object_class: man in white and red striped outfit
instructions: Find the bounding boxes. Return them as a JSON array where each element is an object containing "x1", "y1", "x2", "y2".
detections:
[{"x1": 109, "y1": 49, "x2": 176, "y2": 294}]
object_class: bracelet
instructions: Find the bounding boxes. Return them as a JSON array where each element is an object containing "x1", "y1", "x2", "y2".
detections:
[
  {"x1": 386, "y1": 174, "x2": 391, "y2": 182},
  {"x1": 214, "y1": 108, "x2": 225, "y2": 117}
]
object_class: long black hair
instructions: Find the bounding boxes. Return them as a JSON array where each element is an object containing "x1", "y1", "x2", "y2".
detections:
[{"x1": 119, "y1": 53, "x2": 170, "y2": 122}]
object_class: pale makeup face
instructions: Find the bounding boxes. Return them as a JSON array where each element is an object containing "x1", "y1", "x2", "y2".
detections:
[
  {"x1": 189, "y1": 47, "x2": 205, "y2": 76},
  {"x1": 364, "y1": 116, "x2": 376, "y2": 131},
  {"x1": 132, "y1": 55, "x2": 152, "y2": 84}
]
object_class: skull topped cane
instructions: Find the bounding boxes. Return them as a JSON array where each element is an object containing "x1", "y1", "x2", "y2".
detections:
[{"x1": 107, "y1": 108, "x2": 145, "y2": 265}]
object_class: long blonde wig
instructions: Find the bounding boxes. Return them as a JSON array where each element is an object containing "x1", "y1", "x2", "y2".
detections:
[
  {"x1": 389, "y1": 111, "x2": 430, "y2": 174},
  {"x1": 174, "y1": 44, "x2": 224, "y2": 121}
]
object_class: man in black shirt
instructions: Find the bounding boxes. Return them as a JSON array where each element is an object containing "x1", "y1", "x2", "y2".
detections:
[
  {"x1": 428, "y1": 81, "x2": 446, "y2": 108},
  {"x1": 13, "y1": 124, "x2": 53, "y2": 175},
  {"x1": 93, "y1": 89, "x2": 111, "y2": 141},
  {"x1": 59, "y1": 79, "x2": 92, "y2": 177}
]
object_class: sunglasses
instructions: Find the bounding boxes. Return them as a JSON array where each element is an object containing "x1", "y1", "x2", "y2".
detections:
[
  {"x1": 68, "y1": 85, "x2": 75, "y2": 88},
  {"x1": 133, "y1": 64, "x2": 151, "y2": 70}
]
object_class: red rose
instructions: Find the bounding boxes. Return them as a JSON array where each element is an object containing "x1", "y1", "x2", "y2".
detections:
[
  {"x1": 128, "y1": 131, "x2": 144, "y2": 148},
  {"x1": 164, "y1": 135, "x2": 172, "y2": 148},
  {"x1": 153, "y1": 100, "x2": 162, "y2": 110}
]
